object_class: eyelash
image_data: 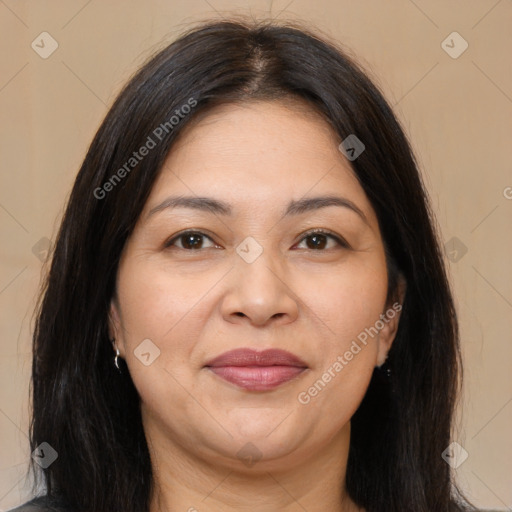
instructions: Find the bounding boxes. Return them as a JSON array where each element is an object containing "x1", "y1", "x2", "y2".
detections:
[{"x1": 164, "y1": 228, "x2": 350, "y2": 252}]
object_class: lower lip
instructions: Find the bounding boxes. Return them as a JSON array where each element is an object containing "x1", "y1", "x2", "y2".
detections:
[{"x1": 207, "y1": 366, "x2": 307, "y2": 391}]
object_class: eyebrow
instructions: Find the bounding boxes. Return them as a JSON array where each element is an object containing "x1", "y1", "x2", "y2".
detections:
[{"x1": 147, "y1": 194, "x2": 369, "y2": 225}]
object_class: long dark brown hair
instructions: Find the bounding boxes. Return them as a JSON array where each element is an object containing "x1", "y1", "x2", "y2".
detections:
[{"x1": 26, "y1": 18, "x2": 476, "y2": 512}]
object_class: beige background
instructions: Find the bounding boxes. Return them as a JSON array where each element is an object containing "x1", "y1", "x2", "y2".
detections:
[{"x1": 1, "y1": 1, "x2": 511, "y2": 510}]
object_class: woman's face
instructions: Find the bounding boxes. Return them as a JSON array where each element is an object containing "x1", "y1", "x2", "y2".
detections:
[{"x1": 110, "y1": 100, "x2": 401, "y2": 472}]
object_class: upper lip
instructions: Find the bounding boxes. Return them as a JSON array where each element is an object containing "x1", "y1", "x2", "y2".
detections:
[{"x1": 204, "y1": 348, "x2": 308, "y2": 368}]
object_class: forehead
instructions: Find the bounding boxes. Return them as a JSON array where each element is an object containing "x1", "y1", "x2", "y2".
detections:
[
  {"x1": 165, "y1": 99, "x2": 341, "y2": 173},
  {"x1": 142, "y1": 100, "x2": 375, "y2": 224}
]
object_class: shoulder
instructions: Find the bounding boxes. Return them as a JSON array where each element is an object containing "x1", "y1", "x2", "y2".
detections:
[{"x1": 6, "y1": 496, "x2": 71, "y2": 512}]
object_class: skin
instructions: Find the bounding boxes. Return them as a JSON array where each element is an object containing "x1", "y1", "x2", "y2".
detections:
[{"x1": 109, "y1": 99, "x2": 404, "y2": 512}]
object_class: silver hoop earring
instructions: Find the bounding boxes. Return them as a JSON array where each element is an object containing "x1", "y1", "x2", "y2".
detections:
[
  {"x1": 114, "y1": 348, "x2": 121, "y2": 371},
  {"x1": 111, "y1": 339, "x2": 122, "y2": 374}
]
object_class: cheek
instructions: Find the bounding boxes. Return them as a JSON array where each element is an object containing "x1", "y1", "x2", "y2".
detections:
[
  {"x1": 114, "y1": 261, "x2": 210, "y2": 418},
  {"x1": 116, "y1": 259, "x2": 214, "y2": 342},
  {"x1": 114, "y1": 258, "x2": 229, "y2": 399},
  {"x1": 302, "y1": 257, "x2": 389, "y2": 344},
  {"x1": 294, "y1": 257, "x2": 387, "y2": 419}
]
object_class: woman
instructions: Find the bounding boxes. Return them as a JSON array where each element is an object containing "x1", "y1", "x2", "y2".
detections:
[{"x1": 12, "y1": 18, "x2": 482, "y2": 512}]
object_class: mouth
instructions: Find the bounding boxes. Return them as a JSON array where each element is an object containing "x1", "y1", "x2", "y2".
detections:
[{"x1": 204, "y1": 348, "x2": 308, "y2": 391}]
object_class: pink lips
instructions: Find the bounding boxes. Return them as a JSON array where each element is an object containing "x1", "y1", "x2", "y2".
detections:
[{"x1": 204, "y1": 348, "x2": 308, "y2": 391}]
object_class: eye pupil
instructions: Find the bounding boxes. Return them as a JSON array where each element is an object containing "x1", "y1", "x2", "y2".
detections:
[
  {"x1": 307, "y1": 234, "x2": 328, "y2": 250},
  {"x1": 183, "y1": 233, "x2": 203, "y2": 249}
]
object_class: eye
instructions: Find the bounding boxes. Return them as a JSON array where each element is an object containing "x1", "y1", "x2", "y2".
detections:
[
  {"x1": 165, "y1": 230, "x2": 217, "y2": 250},
  {"x1": 164, "y1": 228, "x2": 349, "y2": 252},
  {"x1": 294, "y1": 229, "x2": 349, "y2": 251}
]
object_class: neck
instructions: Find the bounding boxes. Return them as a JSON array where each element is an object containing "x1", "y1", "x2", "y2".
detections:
[{"x1": 147, "y1": 419, "x2": 362, "y2": 512}]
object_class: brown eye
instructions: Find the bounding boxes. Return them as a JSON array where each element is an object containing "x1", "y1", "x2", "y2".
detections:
[
  {"x1": 165, "y1": 231, "x2": 216, "y2": 250},
  {"x1": 295, "y1": 230, "x2": 349, "y2": 250}
]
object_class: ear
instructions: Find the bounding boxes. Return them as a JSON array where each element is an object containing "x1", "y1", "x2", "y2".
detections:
[
  {"x1": 108, "y1": 298, "x2": 125, "y2": 357},
  {"x1": 376, "y1": 275, "x2": 406, "y2": 367}
]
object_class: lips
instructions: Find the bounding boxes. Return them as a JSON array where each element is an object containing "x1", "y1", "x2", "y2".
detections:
[
  {"x1": 204, "y1": 348, "x2": 308, "y2": 391},
  {"x1": 204, "y1": 348, "x2": 308, "y2": 368}
]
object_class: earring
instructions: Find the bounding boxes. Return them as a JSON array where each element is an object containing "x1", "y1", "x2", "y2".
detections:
[
  {"x1": 378, "y1": 354, "x2": 392, "y2": 378},
  {"x1": 111, "y1": 339, "x2": 122, "y2": 374}
]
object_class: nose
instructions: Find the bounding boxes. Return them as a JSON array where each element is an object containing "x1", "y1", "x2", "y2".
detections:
[{"x1": 220, "y1": 247, "x2": 300, "y2": 328}]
